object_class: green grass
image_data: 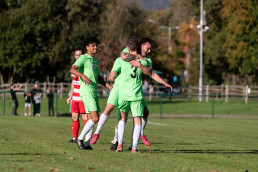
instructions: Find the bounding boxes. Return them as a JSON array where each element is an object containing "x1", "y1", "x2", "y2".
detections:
[
  {"x1": 0, "y1": 116, "x2": 257, "y2": 171},
  {"x1": 0, "y1": 94, "x2": 258, "y2": 117}
]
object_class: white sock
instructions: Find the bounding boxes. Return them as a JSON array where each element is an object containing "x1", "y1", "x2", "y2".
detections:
[
  {"x1": 78, "y1": 119, "x2": 95, "y2": 140},
  {"x1": 84, "y1": 126, "x2": 94, "y2": 147},
  {"x1": 118, "y1": 120, "x2": 125, "y2": 145},
  {"x1": 132, "y1": 125, "x2": 141, "y2": 150},
  {"x1": 129, "y1": 126, "x2": 134, "y2": 149},
  {"x1": 141, "y1": 118, "x2": 148, "y2": 136},
  {"x1": 94, "y1": 113, "x2": 108, "y2": 135},
  {"x1": 114, "y1": 126, "x2": 118, "y2": 142}
]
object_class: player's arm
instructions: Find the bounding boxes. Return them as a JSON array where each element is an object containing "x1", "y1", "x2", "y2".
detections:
[
  {"x1": 70, "y1": 65, "x2": 91, "y2": 85},
  {"x1": 150, "y1": 72, "x2": 173, "y2": 93},
  {"x1": 129, "y1": 60, "x2": 152, "y2": 76},
  {"x1": 98, "y1": 75, "x2": 112, "y2": 90},
  {"x1": 108, "y1": 71, "x2": 117, "y2": 82},
  {"x1": 66, "y1": 81, "x2": 74, "y2": 104},
  {"x1": 121, "y1": 52, "x2": 147, "y2": 63}
]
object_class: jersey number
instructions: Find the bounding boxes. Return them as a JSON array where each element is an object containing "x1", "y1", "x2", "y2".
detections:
[{"x1": 130, "y1": 66, "x2": 137, "y2": 78}]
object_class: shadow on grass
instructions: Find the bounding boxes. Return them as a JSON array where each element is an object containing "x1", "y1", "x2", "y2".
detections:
[
  {"x1": 0, "y1": 153, "x2": 59, "y2": 156},
  {"x1": 144, "y1": 149, "x2": 258, "y2": 154}
]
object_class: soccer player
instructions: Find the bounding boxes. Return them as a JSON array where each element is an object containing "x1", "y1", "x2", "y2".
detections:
[
  {"x1": 67, "y1": 47, "x2": 92, "y2": 149},
  {"x1": 115, "y1": 38, "x2": 151, "y2": 153},
  {"x1": 70, "y1": 37, "x2": 112, "y2": 150}
]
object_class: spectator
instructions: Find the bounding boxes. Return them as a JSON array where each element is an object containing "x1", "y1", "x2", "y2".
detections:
[
  {"x1": 30, "y1": 83, "x2": 38, "y2": 116},
  {"x1": 142, "y1": 80, "x2": 149, "y2": 91},
  {"x1": 47, "y1": 89, "x2": 54, "y2": 116},
  {"x1": 33, "y1": 85, "x2": 42, "y2": 117},
  {"x1": 10, "y1": 83, "x2": 22, "y2": 115},
  {"x1": 24, "y1": 92, "x2": 32, "y2": 116}
]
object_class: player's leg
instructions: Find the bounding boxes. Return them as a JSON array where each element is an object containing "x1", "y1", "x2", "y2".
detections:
[
  {"x1": 69, "y1": 101, "x2": 80, "y2": 143},
  {"x1": 116, "y1": 111, "x2": 127, "y2": 152},
  {"x1": 91, "y1": 103, "x2": 115, "y2": 144},
  {"x1": 83, "y1": 113, "x2": 93, "y2": 149},
  {"x1": 116, "y1": 100, "x2": 130, "y2": 152},
  {"x1": 91, "y1": 86, "x2": 119, "y2": 144},
  {"x1": 131, "y1": 100, "x2": 143, "y2": 153},
  {"x1": 140, "y1": 104, "x2": 151, "y2": 146},
  {"x1": 76, "y1": 95, "x2": 100, "y2": 150}
]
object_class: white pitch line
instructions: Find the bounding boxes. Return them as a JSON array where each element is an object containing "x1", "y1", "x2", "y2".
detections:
[
  {"x1": 127, "y1": 119, "x2": 167, "y2": 126},
  {"x1": 148, "y1": 121, "x2": 167, "y2": 126}
]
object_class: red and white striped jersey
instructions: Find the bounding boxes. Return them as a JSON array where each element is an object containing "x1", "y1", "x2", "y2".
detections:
[{"x1": 72, "y1": 74, "x2": 81, "y2": 101}]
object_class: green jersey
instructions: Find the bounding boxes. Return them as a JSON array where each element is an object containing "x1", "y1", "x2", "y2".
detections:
[
  {"x1": 115, "y1": 59, "x2": 148, "y2": 101},
  {"x1": 111, "y1": 57, "x2": 123, "y2": 86},
  {"x1": 73, "y1": 53, "x2": 100, "y2": 96},
  {"x1": 144, "y1": 56, "x2": 152, "y2": 68}
]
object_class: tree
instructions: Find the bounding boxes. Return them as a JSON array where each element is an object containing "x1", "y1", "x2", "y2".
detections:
[{"x1": 221, "y1": 0, "x2": 258, "y2": 82}]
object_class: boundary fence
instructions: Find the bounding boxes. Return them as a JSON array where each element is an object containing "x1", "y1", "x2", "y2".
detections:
[
  {"x1": 1, "y1": 83, "x2": 258, "y2": 118},
  {"x1": 1, "y1": 82, "x2": 258, "y2": 103}
]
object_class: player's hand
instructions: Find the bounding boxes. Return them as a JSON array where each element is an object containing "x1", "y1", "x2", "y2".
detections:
[
  {"x1": 106, "y1": 84, "x2": 112, "y2": 91},
  {"x1": 129, "y1": 59, "x2": 141, "y2": 68},
  {"x1": 66, "y1": 97, "x2": 72, "y2": 104},
  {"x1": 136, "y1": 54, "x2": 142, "y2": 59},
  {"x1": 81, "y1": 75, "x2": 91, "y2": 85},
  {"x1": 165, "y1": 84, "x2": 173, "y2": 93}
]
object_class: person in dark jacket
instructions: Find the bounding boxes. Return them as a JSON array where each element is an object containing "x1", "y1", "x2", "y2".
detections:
[
  {"x1": 10, "y1": 83, "x2": 22, "y2": 115},
  {"x1": 47, "y1": 89, "x2": 54, "y2": 116}
]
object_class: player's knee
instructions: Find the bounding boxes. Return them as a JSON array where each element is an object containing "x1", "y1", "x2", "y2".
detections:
[
  {"x1": 91, "y1": 116, "x2": 99, "y2": 123},
  {"x1": 71, "y1": 114, "x2": 79, "y2": 121}
]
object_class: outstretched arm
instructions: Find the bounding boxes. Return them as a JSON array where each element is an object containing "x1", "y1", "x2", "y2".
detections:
[
  {"x1": 150, "y1": 72, "x2": 173, "y2": 93},
  {"x1": 13, "y1": 84, "x2": 22, "y2": 91},
  {"x1": 70, "y1": 65, "x2": 91, "y2": 85}
]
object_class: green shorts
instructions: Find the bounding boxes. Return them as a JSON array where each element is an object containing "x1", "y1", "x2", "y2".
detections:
[
  {"x1": 118, "y1": 100, "x2": 143, "y2": 118},
  {"x1": 81, "y1": 95, "x2": 100, "y2": 113},
  {"x1": 107, "y1": 84, "x2": 119, "y2": 107}
]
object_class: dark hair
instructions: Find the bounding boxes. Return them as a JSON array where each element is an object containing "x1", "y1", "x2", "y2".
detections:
[
  {"x1": 74, "y1": 47, "x2": 83, "y2": 52},
  {"x1": 10, "y1": 83, "x2": 14, "y2": 87},
  {"x1": 82, "y1": 37, "x2": 100, "y2": 48},
  {"x1": 139, "y1": 37, "x2": 155, "y2": 46},
  {"x1": 126, "y1": 37, "x2": 139, "y2": 52}
]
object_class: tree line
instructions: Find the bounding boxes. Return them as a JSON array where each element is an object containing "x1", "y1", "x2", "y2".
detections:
[{"x1": 0, "y1": 0, "x2": 257, "y2": 85}]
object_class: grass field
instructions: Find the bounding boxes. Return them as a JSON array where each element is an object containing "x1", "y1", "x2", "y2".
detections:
[
  {"x1": 1, "y1": 94, "x2": 258, "y2": 117},
  {"x1": 0, "y1": 116, "x2": 257, "y2": 172}
]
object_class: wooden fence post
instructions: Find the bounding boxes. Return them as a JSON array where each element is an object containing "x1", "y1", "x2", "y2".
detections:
[
  {"x1": 245, "y1": 85, "x2": 248, "y2": 104},
  {"x1": 225, "y1": 84, "x2": 229, "y2": 103},
  {"x1": 60, "y1": 82, "x2": 63, "y2": 98},
  {"x1": 43, "y1": 82, "x2": 47, "y2": 98},
  {"x1": 206, "y1": 85, "x2": 209, "y2": 102},
  {"x1": 25, "y1": 82, "x2": 28, "y2": 92}
]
